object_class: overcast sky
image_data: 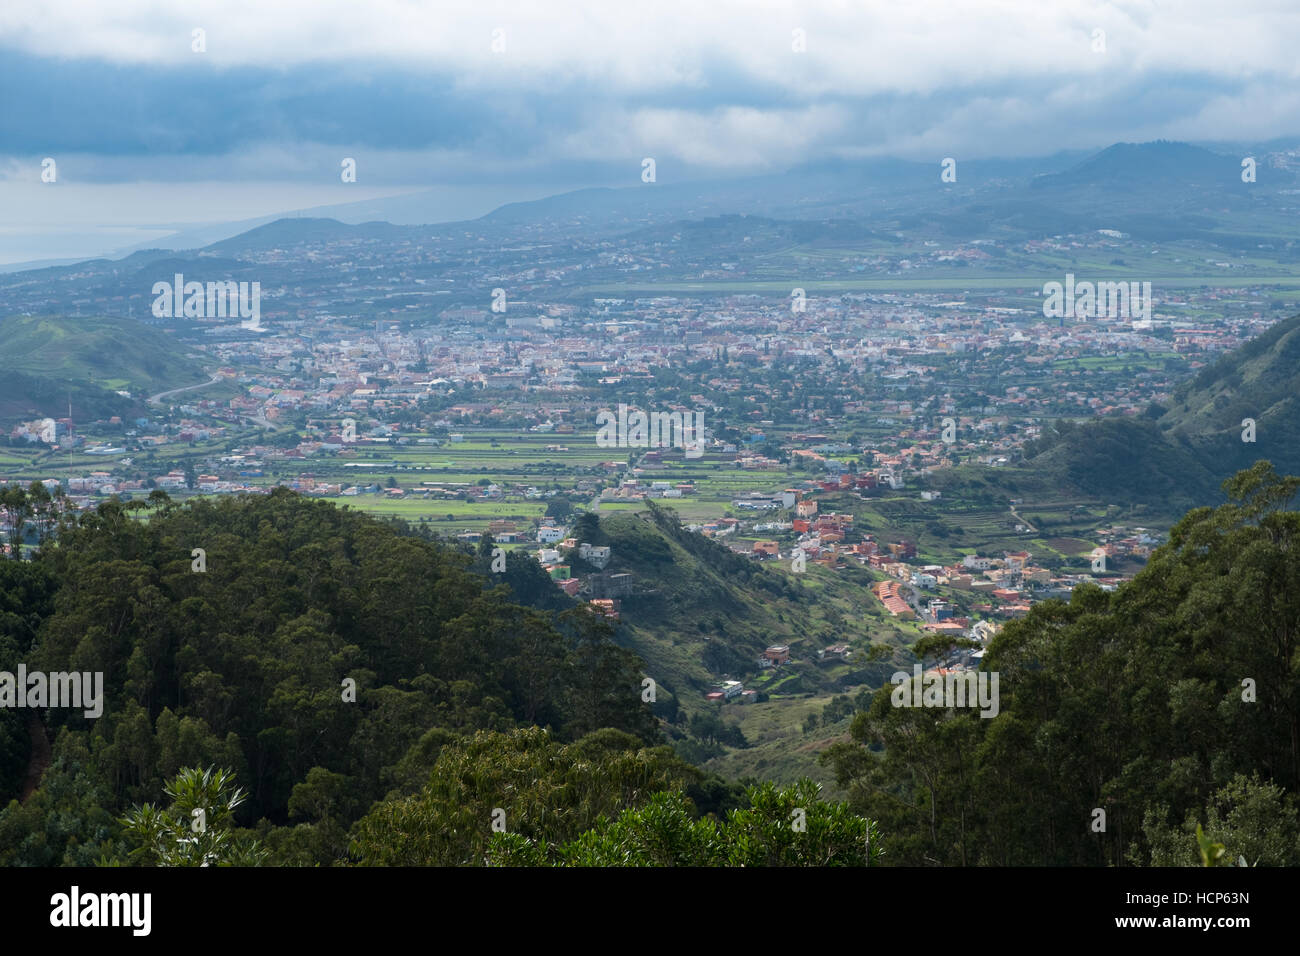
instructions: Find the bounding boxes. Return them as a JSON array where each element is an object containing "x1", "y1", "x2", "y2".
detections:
[{"x1": 3, "y1": 0, "x2": 1299, "y2": 263}]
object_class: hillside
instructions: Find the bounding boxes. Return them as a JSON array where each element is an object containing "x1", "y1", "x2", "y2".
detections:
[
  {"x1": 0, "y1": 314, "x2": 207, "y2": 421},
  {"x1": 1032, "y1": 140, "x2": 1254, "y2": 191},
  {"x1": 1017, "y1": 315, "x2": 1300, "y2": 511},
  {"x1": 204, "y1": 217, "x2": 408, "y2": 254},
  {"x1": 0, "y1": 486, "x2": 885, "y2": 867},
  {"x1": 1157, "y1": 313, "x2": 1300, "y2": 475},
  {"x1": 1019, "y1": 417, "x2": 1218, "y2": 513},
  {"x1": 823, "y1": 461, "x2": 1300, "y2": 866},
  {"x1": 0, "y1": 489, "x2": 660, "y2": 865},
  {"x1": 0, "y1": 372, "x2": 148, "y2": 425},
  {"x1": 558, "y1": 502, "x2": 919, "y2": 787}
]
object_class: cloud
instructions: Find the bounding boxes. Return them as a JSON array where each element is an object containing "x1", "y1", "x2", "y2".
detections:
[
  {"x1": 5, "y1": 0, "x2": 1298, "y2": 82},
  {"x1": 1, "y1": 0, "x2": 1298, "y2": 182}
]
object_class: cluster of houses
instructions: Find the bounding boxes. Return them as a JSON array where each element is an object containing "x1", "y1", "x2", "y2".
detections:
[
  {"x1": 523, "y1": 527, "x2": 623, "y2": 610},
  {"x1": 61, "y1": 467, "x2": 364, "y2": 500},
  {"x1": 873, "y1": 580, "x2": 913, "y2": 617},
  {"x1": 599, "y1": 478, "x2": 695, "y2": 501},
  {"x1": 705, "y1": 680, "x2": 757, "y2": 704},
  {"x1": 12, "y1": 418, "x2": 72, "y2": 446},
  {"x1": 744, "y1": 511, "x2": 914, "y2": 571},
  {"x1": 16, "y1": 410, "x2": 234, "y2": 453},
  {"x1": 867, "y1": 545, "x2": 1144, "y2": 645},
  {"x1": 1095, "y1": 527, "x2": 1159, "y2": 561},
  {"x1": 703, "y1": 640, "x2": 852, "y2": 703}
]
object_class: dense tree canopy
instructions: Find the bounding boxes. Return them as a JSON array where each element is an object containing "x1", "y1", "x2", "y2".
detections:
[
  {"x1": 5, "y1": 462, "x2": 1297, "y2": 867},
  {"x1": 824, "y1": 462, "x2": 1300, "y2": 866},
  {"x1": 0, "y1": 489, "x2": 660, "y2": 865}
]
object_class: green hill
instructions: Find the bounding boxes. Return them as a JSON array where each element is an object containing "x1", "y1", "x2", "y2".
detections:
[
  {"x1": 0, "y1": 372, "x2": 144, "y2": 426},
  {"x1": 0, "y1": 489, "x2": 659, "y2": 865},
  {"x1": 0, "y1": 314, "x2": 207, "y2": 422},
  {"x1": 822, "y1": 461, "x2": 1300, "y2": 866},
  {"x1": 1157, "y1": 313, "x2": 1300, "y2": 475},
  {"x1": 1018, "y1": 314, "x2": 1300, "y2": 511},
  {"x1": 0, "y1": 314, "x2": 205, "y2": 389},
  {"x1": 1020, "y1": 416, "x2": 1218, "y2": 512},
  {"x1": 567, "y1": 502, "x2": 920, "y2": 787}
]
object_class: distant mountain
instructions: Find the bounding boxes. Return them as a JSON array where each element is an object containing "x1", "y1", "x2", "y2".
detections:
[
  {"x1": 202, "y1": 216, "x2": 409, "y2": 254},
  {"x1": 5, "y1": 138, "x2": 1299, "y2": 283},
  {"x1": 1031, "y1": 140, "x2": 1249, "y2": 190},
  {"x1": 474, "y1": 140, "x2": 1292, "y2": 240},
  {"x1": 64, "y1": 184, "x2": 600, "y2": 264}
]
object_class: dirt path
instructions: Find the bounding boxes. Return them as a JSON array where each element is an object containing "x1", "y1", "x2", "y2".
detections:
[
  {"x1": 19, "y1": 715, "x2": 50, "y2": 803},
  {"x1": 1009, "y1": 506, "x2": 1037, "y2": 533}
]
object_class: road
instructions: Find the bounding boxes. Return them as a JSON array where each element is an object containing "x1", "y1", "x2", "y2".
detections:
[
  {"x1": 148, "y1": 373, "x2": 223, "y2": 404},
  {"x1": 1008, "y1": 506, "x2": 1037, "y2": 533},
  {"x1": 147, "y1": 372, "x2": 272, "y2": 430}
]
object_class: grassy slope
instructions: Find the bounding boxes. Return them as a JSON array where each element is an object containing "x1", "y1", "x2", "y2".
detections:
[
  {"x1": 1158, "y1": 313, "x2": 1300, "y2": 475},
  {"x1": 1010, "y1": 315, "x2": 1300, "y2": 511},
  {"x1": 0, "y1": 314, "x2": 206, "y2": 392},
  {"x1": 607, "y1": 465, "x2": 1183, "y2": 788},
  {"x1": 594, "y1": 507, "x2": 917, "y2": 790}
]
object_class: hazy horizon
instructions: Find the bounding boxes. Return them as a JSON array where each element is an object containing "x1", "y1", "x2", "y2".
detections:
[{"x1": 7, "y1": 0, "x2": 1300, "y2": 263}]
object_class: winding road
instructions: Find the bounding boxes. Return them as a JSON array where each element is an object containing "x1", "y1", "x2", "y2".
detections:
[
  {"x1": 147, "y1": 372, "x2": 223, "y2": 405},
  {"x1": 1008, "y1": 505, "x2": 1038, "y2": 533},
  {"x1": 147, "y1": 372, "x2": 274, "y2": 429}
]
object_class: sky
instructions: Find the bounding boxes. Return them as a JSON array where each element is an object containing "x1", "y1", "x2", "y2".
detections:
[{"x1": 3, "y1": 0, "x2": 1300, "y2": 264}]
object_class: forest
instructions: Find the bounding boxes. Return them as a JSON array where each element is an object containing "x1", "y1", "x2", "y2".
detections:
[
  {"x1": 2, "y1": 464, "x2": 1298, "y2": 865},
  {"x1": 0, "y1": 485, "x2": 865, "y2": 865},
  {"x1": 824, "y1": 461, "x2": 1300, "y2": 866}
]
